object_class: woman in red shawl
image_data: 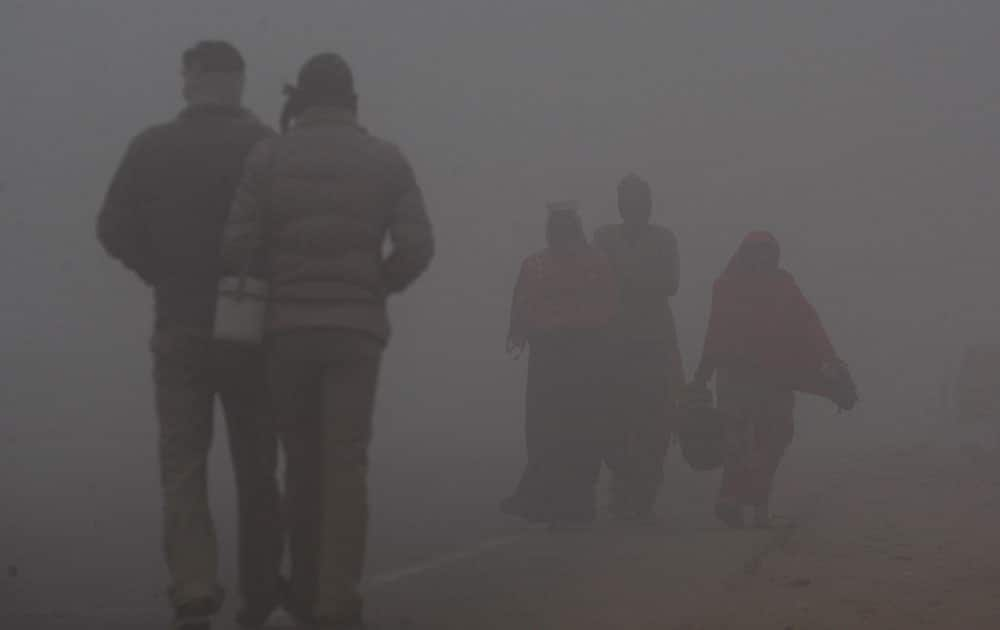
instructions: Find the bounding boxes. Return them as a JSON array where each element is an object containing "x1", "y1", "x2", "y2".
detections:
[
  {"x1": 691, "y1": 231, "x2": 841, "y2": 529},
  {"x1": 502, "y1": 204, "x2": 617, "y2": 528}
]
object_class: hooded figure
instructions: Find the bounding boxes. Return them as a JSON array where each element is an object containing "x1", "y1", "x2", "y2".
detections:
[
  {"x1": 691, "y1": 231, "x2": 842, "y2": 529},
  {"x1": 502, "y1": 204, "x2": 617, "y2": 528}
]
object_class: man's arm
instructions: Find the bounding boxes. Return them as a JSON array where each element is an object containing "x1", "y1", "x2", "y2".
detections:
[
  {"x1": 96, "y1": 136, "x2": 156, "y2": 284},
  {"x1": 662, "y1": 228, "x2": 679, "y2": 297},
  {"x1": 691, "y1": 280, "x2": 722, "y2": 387},
  {"x1": 507, "y1": 258, "x2": 532, "y2": 353},
  {"x1": 591, "y1": 225, "x2": 611, "y2": 252},
  {"x1": 382, "y1": 155, "x2": 434, "y2": 293}
]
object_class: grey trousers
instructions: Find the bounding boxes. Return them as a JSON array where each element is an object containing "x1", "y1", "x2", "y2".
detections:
[
  {"x1": 268, "y1": 330, "x2": 383, "y2": 623},
  {"x1": 152, "y1": 329, "x2": 283, "y2": 610}
]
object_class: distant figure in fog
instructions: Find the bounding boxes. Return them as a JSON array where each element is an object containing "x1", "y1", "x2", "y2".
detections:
[
  {"x1": 593, "y1": 174, "x2": 684, "y2": 521},
  {"x1": 502, "y1": 204, "x2": 617, "y2": 529},
  {"x1": 222, "y1": 53, "x2": 434, "y2": 630},
  {"x1": 96, "y1": 42, "x2": 283, "y2": 630},
  {"x1": 690, "y1": 231, "x2": 842, "y2": 529}
]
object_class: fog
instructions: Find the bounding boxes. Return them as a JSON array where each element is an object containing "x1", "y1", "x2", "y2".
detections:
[{"x1": 4, "y1": 0, "x2": 1000, "y2": 623}]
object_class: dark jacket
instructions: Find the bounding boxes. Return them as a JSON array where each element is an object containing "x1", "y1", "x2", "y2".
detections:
[
  {"x1": 221, "y1": 107, "x2": 434, "y2": 342},
  {"x1": 592, "y1": 223, "x2": 679, "y2": 341},
  {"x1": 98, "y1": 104, "x2": 275, "y2": 330}
]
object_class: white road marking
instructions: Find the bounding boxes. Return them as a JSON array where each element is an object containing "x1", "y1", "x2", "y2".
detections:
[
  {"x1": 364, "y1": 534, "x2": 524, "y2": 589},
  {"x1": 4, "y1": 534, "x2": 526, "y2": 623}
]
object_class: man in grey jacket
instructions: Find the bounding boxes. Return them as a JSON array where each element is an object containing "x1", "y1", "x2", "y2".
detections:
[
  {"x1": 222, "y1": 53, "x2": 433, "y2": 630},
  {"x1": 97, "y1": 41, "x2": 283, "y2": 630}
]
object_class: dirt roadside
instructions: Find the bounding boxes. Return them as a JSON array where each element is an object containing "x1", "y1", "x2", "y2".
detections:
[{"x1": 362, "y1": 428, "x2": 1000, "y2": 629}]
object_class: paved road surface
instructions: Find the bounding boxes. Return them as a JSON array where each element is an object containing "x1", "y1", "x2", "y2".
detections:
[{"x1": 6, "y1": 417, "x2": 1000, "y2": 629}]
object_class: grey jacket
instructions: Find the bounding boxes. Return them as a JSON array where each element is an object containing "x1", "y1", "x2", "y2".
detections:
[{"x1": 221, "y1": 107, "x2": 434, "y2": 341}]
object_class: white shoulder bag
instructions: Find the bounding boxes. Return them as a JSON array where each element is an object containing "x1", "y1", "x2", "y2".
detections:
[{"x1": 213, "y1": 146, "x2": 277, "y2": 344}]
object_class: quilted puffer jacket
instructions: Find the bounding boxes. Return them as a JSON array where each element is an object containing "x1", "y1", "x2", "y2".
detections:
[{"x1": 221, "y1": 107, "x2": 434, "y2": 341}]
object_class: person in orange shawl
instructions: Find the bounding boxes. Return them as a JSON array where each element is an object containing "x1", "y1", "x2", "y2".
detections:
[
  {"x1": 501, "y1": 203, "x2": 618, "y2": 528},
  {"x1": 690, "y1": 231, "x2": 841, "y2": 529}
]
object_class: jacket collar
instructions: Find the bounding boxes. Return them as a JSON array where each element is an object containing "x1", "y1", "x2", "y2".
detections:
[
  {"x1": 293, "y1": 106, "x2": 361, "y2": 129},
  {"x1": 178, "y1": 103, "x2": 252, "y2": 121}
]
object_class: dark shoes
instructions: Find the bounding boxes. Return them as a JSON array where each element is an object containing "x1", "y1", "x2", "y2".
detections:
[
  {"x1": 499, "y1": 495, "x2": 550, "y2": 523},
  {"x1": 715, "y1": 502, "x2": 774, "y2": 529},
  {"x1": 547, "y1": 518, "x2": 595, "y2": 533},
  {"x1": 611, "y1": 507, "x2": 656, "y2": 522},
  {"x1": 751, "y1": 505, "x2": 772, "y2": 529},
  {"x1": 236, "y1": 597, "x2": 280, "y2": 629},
  {"x1": 314, "y1": 613, "x2": 366, "y2": 629},
  {"x1": 714, "y1": 501, "x2": 745, "y2": 529},
  {"x1": 236, "y1": 577, "x2": 307, "y2": 629},
  {"x1": 174, "y1": 596, "x2": 220, "y2": 630}
]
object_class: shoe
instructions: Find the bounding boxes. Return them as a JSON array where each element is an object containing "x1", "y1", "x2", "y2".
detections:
[
  {"x1": 279, "y1": 587, "x2": 317, "y2": 628},
  {"x1": 714, "y1": 501, "x2": 745, "y2": 529},
  {"x1": 607, "y1": 500, "x2": 633, "y2": 521},
  {"x1": 174, "y1": 596, "x2": 219, "y2": 630},
  {"x1": 499, "y1": 495, "x2": 526, "y2": 517},
  {"x1": 752, "y1": 505, "x2": 772, "y2": 529},
  {"x1": 236, "y1": 577, "x2": 288, "y2": 628},
  {"x1": 547, "y1": 518, "x2": 594, "y2": 533},
  {"x1": 499, "y1": 496, "x2": 549, "y2": 523},
  {"x1": 315, "y1": 612, "x2": 366, "y2": 629}
]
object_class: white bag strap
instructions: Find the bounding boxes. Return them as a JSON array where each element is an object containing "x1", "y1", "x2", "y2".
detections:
[{"x1": 235, "y1": 142, "x2": 280, "y2": 295}]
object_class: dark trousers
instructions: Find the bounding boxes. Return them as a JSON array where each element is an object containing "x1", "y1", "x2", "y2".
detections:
[
  {"x1": 716, "y1": 370, "x2": 795, "y2": 508},
  {"x1": 268, "y1": 330, "x2": 383, "y2": 622},
  {"x1": 152, "y1": 329, "x2": 283, "y2": 610},
  {"x1": 605, "y1": 338, "x2": 680, "y2": 517},
  {"x1": 507, "y1": 329, "x2": 607, "y2": 523}
]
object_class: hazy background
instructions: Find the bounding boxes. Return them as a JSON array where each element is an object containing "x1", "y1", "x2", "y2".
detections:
[{"x1": 3, "y1": 0, "x2": 1000, "y2": 615}]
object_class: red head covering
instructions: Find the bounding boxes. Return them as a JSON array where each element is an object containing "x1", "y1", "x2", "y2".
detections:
[
  {"x1": 702, "y1": 232, "x2": 835, "y2": 383},
  {"x1": 722, "y1": 230, "x2": 780, "y2": 275}
]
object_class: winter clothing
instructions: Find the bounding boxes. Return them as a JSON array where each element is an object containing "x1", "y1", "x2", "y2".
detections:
[
  {"x1": 97, "y1": 101, "x2": 283, "y2": 619},
  {"x1": 99, "y1": 104, "x2": 274, "y2": 331},
  {"x1": 221, "y1": 107, "x2": 434, "y2": 342},
  {"x1": 222, "y1": 101, "x2": 432, "y2": 622},
  {"x1": 504, "y1": 245, "x2": 615, "y2": 525}
]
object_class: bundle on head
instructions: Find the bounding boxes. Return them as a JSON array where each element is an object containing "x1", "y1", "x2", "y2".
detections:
[{"x1": 544, "y1": 202, "x2": 584, "y2": 251}]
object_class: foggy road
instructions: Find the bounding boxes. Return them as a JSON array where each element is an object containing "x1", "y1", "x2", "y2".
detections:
[
  {"x1": 8, "y1": 416, "x2": 1000, "y2": 629},
  {"x1": 8, "y1": 2, "x2": 1000, "y2": 629}
]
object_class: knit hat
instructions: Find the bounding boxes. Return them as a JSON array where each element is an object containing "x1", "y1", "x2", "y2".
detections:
[{"x1": 295, "y1": 53, "x2": 354, "y2": 102}]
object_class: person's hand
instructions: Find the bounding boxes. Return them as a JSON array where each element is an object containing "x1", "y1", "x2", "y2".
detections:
[
  {"x1": 820, "y1": 359, "x2": 842, "y2": 380},
  {"x1": 681, "y1": 380, "x2": 712, "y2": 409},
  {"x1": 687, "y1": 375, "x2": 710, "y2": 394},
  {"x1": 821, "y1": 358, "x2": 858, "y2": 412},
  {"x1": 689, "y1": 361, "x2": 714, "y2": 392},
  {"x1": 506, "y1": 333, "x2": 527, "y2": 358}
]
